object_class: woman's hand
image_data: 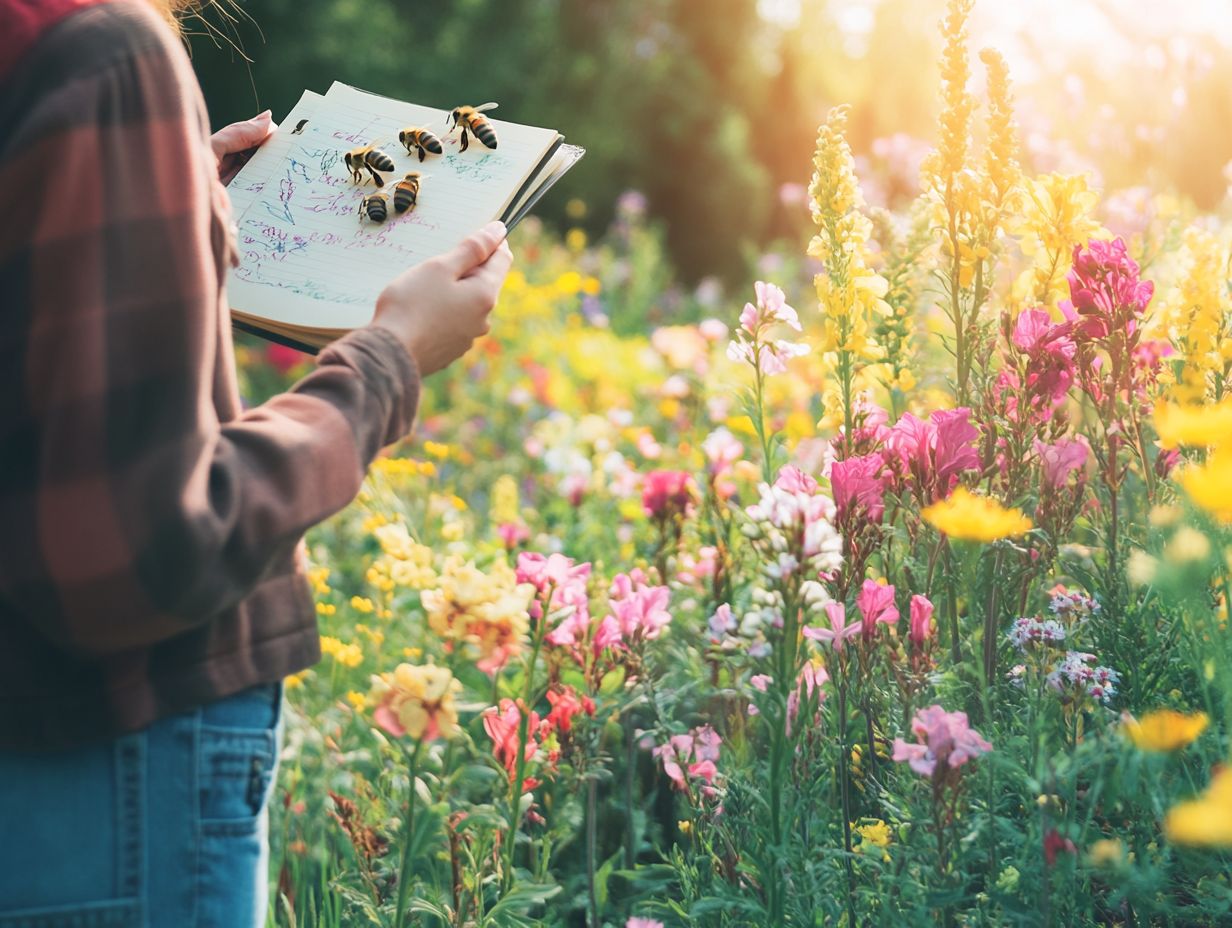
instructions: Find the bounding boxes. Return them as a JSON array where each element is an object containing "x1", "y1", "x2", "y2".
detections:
[
  {"x1": 371, "y1": 221, "x2": 514, "y2": 376},
  {"x1": 210, "y1": 111, "x2": 276, "y2": 184}
]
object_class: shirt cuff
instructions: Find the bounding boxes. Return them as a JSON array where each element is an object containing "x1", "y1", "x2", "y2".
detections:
[{"x1": 316, "y1": 326, "x2": 421, "y2": 448}]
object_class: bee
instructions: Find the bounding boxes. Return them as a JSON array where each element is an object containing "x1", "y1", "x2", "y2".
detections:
[
  {"x1": 393, "y1": 172, "x2": 423, "y2": 214},
  {"x1": 344, "y1": 144, "x2": 396, "y2": 186},
  {"x1": 446, "y1": 103, "x2": 499, "y2": 152},
  {"x1": 358, "y1": 192, "x2": 389, "y2": 224},
  {"x1": 398, "y1": 126, "x2": 444, "y2": 162}
]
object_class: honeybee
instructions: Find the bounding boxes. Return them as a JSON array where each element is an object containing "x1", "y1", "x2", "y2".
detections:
[
  {"x1": 358, "y1": 193, "x2": 389, "y2": 223},
  {"x1": 446, "y1": 103, "x2": 498, "y2": 152},
  {"x1": 393, "y1": 172, "x2": 423, "y2": 214},
  {"x1": 398, "y1": 126, "x2": 443, "y2": 162},
  {"x1": 344, "y1": 144, "x2": 396, "y2": 186}
]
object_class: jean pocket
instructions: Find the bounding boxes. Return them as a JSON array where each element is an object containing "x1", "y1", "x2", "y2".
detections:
[
  {"x1": 0, "y1": 898, "x2": 140, "y2": 928},
  {"x1": 198, "y1": 724, "x2": 277, "y2": 836}
]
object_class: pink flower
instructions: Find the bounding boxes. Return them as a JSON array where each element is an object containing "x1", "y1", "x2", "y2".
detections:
[
  {"x1": 606, "y1": 573, "x2": 673, "y2": 642},
  {"x1": 654, "y1": 724, "x2": 722, "y2": 793},
  {"x1": 885, "y1": 408, "x2": 981, "y2": 502},
  {"x1": 908, "y1": 595, "x2": 934, "y2": 649},
  {"x1": 699, "y1": 319, "x2": 728, "y2": 342},
  {"x1": 892, "y1": 704, "x2": 992, "y2": 779},
  {"x1": 592, "y1": 615, "x2": 622, "y2": 654},
  {"x1": 702, "y1": 428, "x2": 743, "y2": 475},
  {"x1": 497, "y1": 521, "x2": 530, "y2": 549},
  {"x1": 856, "y1": 579, "x2": 898, "y2": 634},
  {"x1": 1034, "y1": 437, "x2": 1089, "y2": 488},
  {"x1": 516, "y1": 552, "x2": 592, "y2": 646},
  {"x1": 708, "y1": 603, "x2": 738, "y2": 643},
  {"x1": 627, "y1": 918, "x2": 665, "y2": 928},
  {"x1": 1062, "y1": 237, "x2": 1154, "y2": 340},
  {"x1": 483, "y1": 699, "x2": 541, "y2": 775},
  {"x1": 831, "y1": 452, "x2": 886, "y2": 526},
  {"x1": 642, "y1": 470, "x2": 694, "y2": 520},
  {"x1": 774, "y1": 465, "x2": 818, "y2": 494},
  {"x1": 803, "y1": 601, "x2": 863, "y2": 652},
  {"x1": 265, "y1": 342, "x2": 306, "y2": 374},
  {"x1": 749, "y1": 673, "x2": 772, "y2": 692},
  {"x1": 727, "y1": 281, "x2": 809, "y2": 376},
  {"x1": 1005, "y1": 309, "x2": 1078, "y2": 416}
]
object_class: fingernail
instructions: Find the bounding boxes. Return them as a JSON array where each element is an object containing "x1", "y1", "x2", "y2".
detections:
[
  {"x1": 252, "y1": 110, "x2": 272, "y2": 122},
  {"x1": 486, "y1": 220, "x2": 507, "y2": 237}
]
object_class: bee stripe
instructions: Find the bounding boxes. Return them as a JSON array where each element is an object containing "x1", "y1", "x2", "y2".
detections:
[
  {"x1": 472, "y1": 121, "x2": 497, "y2": 149},
  {"x1": 367, "y1": 150, "x2": 395, "y2": 171}
]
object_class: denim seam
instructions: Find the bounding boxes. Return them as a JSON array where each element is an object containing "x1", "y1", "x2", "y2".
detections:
[
  {"x1": 189, "y1": 710, "x2": 200, "y2": 928},
  {"x1": 114, "y1": 735, "x2": 142, "y2": 910}
]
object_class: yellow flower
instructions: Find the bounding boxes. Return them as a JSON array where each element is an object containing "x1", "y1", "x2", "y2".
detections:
[
  {"x1": 346, "y1": 691, "x2": 367, "y2": 711},
  {"x1": 1178, "y1": 447, "x2": 1232, "y2": 523},
  {"x1": 1154, "y1": 399, "x2": 1232, "y2": 450},
  {"x1": 307, "y1": 566, "x2": 331, "y2": 596},
  {"x1": 854, "y1": 819, "x2": 893, "y2": 862},
  {"x1": 350, "y1": 595, "x2": 375, "y2": 614},
  {"x1": 1087, "y1": 838, "x2": 1125, "y2": 867},
  {"x1": 1122, "y1": 709, "x2": 1208, "y2": 752},
  {"x1": 284, "y1": 670, "x2": 310, "y2": 690},
  {"x1": 423, "y1": 440, "x2": 451, "y2": 460},
  {"x1": 1165, "y1": 768, "x2": 1232, "y2": 847},
  {"x1": 565, "y1": 228, "x2": 587, "y2": 251},
  {"x1": 421, "y1": 558, "x2": 533, "y2": 674},
  {"x1": 368, "y1": 663, "x2": 462, "y2": 742},
  {"x1": 320, "y1": 635, "x2": 363, "y2": 668},
  {"x1": 315, "y1": 602, "x2": 337, "y2": 617},
  {"x1": 490, "y1": 474, "x2": 521, "y2": 525},
  {"x1": 921, "y1": 487, "x2": 1032, "y2": 542}
]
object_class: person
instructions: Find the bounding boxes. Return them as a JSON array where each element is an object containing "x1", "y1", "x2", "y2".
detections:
[{"x1": 0, "y1": 0, "x2": 513, "y2": 924}]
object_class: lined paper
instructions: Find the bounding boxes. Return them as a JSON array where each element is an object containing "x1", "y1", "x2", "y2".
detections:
[{"x1": 227, "y1": 83, "x2": 560, "y2": 331}]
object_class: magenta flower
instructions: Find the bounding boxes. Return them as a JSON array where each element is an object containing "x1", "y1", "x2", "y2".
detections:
[
  {"x1": 1003, "y1": 308, "x2": 1078, "y2": 417},
  {"x1": 856, "y1": 579, "x2": 898, "y2": 638},
  {"x1": 908, "y1": 595, "x2": 934, "y2": 649},
  {"x1": 642, "y1": 470, "x2": 695, "y2": 520},
  {"x1": 1062, "y1": 237, "x2": 1154, "y2": 340},
  {"x1": 892, "y1": 704, "x2": 992, "y2": 779},
  {"x1": 516, "y1": 552, "x2": 592, "y2": 646},
  {"x1": 803, "y1": 601, "x2": 863, "y2": 652},
  {"x1": 831, "y1": 452, "x2": 887, "y2": 526},
  {"x1": 885, "y1": 408, "x2": 981, "y2": 502},
  {"x1": 1034, "y1": 436, "x2": 1089, "y2": 488}
]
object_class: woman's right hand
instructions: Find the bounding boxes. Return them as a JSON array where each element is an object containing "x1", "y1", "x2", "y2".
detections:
[{"x1": 370, "y1": 221, "x2": 513, "y2": 375}]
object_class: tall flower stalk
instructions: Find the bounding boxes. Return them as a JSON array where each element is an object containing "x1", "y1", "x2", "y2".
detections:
[{"x1": 808, "y1": 104, "x2": 890, "y2": 453}]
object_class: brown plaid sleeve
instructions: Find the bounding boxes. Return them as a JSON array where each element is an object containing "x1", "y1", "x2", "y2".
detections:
[{"x1": 0, "y1": 2, "x2": 419, "y2": 658}]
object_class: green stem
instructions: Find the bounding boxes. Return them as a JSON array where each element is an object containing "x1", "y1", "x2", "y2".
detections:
[
  {"x1": 501, "y1": 589, "x2": 550, "y2": 894},
  {"x1": 394, "y1": 739, "x2": 425, "y2": 928}
]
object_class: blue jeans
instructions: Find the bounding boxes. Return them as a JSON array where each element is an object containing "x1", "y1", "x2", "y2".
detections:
[{"x1": 0, "y1": 683, "x2": 282, "y2": 928}]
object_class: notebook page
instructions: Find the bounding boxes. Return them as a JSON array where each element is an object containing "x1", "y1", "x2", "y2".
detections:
[
  {"x1": 227, "y1": 86, "x2": 559, "y2": 330},
  {"x1": 225, "y1": 89, "x2": 323, "y2": 219}
]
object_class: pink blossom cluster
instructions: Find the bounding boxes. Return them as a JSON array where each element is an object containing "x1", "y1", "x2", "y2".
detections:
[
  {"x1": 593, "y1": 570, "x2": 673, "y2": 651},
  {"x1": 1062, "y1": 237, "x2": 1154, "y2": 341},
  {"x1": 892, "y1": 705, "x2": 992, "y2": 779},
  {"x1": 654, "y1": 725, "x2": 722, "y2": 797},
  {"x1": 994, "y1": 309, "x2": 1077, "y2": 424},
  {"x1": 726, "y1": 281, "x2": 810, "y2": 375},
  {"x1": 1047, "y1": 651, "x2": 1120, "y2": 704},
  {"x1": 515, "y1": 552, "x2": 592, "y2": 647},
  {"x1": 1033, "y1": 436, "x2": 1089, "y2": 489},
  {"x1": 641, "y1": 469, "x2": 695, "y2": 521},
  {"x1": 884, "y1": 407, "x2": 982, "y2": 503},
  {"x1": 1007, "y1": 616, "x2": 1066, "y2": 650}
]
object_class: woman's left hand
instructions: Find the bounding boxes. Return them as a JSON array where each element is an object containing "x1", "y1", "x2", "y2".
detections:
[{"x1": 210, "y1": 110, "x2": 276, "y2": 184}]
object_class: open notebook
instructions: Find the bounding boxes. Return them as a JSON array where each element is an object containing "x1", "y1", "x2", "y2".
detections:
[{"x1": 225, "y1": 82, "x2": 584, "y2": 351}]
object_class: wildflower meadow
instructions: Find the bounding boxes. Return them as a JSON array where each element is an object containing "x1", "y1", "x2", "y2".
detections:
[{"x1": 239, "y1": 2, "x2": 1232, "y2": 924}]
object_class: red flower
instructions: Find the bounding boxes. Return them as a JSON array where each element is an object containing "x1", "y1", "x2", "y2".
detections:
[{"x1": 1043, "y1": 828, "x2": 1076, "y2": 867}]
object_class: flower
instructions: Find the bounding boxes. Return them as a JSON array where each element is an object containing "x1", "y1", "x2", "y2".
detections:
[
  {"x1": 1044, "y1": 828, "x2": 1077, "y2": 867},
  {"x1": 921, "y1": 487, "x2": 1032, "y2": 542},
  {"x1": 545, "y1": 686, "x2": 596, "y2": 734},
  {"x1": 626, "y1": 918, "x2": 665, "y2": 928},
  {"x1": 803, "y1": 601, "x2": 863, "y2": 652},
  {"x1": 885, "y1": 408, "x2": 981, "y2": 502},
  {"x1": 831, "y1": 453, "x2": 887, "y2": 526},
  {"x1": 1047, "y1": 651, "x2": 1120, "y2": 704},
  {"x1": 1007, "y1": 616, "x2": 1066, "y2": 650},
  {"x1": 743, "y1": 470, "x2": 844, "y2": 580},
  {"x1": 483, "y1": 698, "x2": 542, "y2": 777},
  {"x1": 892, "y1": 704, "x2": 992, "y2": 779},
  {"x1": 606, "y1": 571, "x2": 673, "y2": 644},
  {"x1": 1122, "y1": 709, "x2": 1209, "y2": 752},
  {"x1": 421, "y1": 559, "x2": 533, "y2": 675},
  {"x1": 1153, "y1": 399, "x2": 1232, "y2": 450},
  {"x1": 908, "y1": 595, "x2": 934, "y2": 649},
  {"x1": 1061, "y1": 237, "x2": 1154, "y2": 341},
  {"x1": 854, "y1": 819, "x2": 893, "y2": 861},
  {"x1": 702, "y1": 427, "x2": 744, "y2": 475},
  {"x1": 1035, "y1": 437, "x2": 1089, "y2": 488},
  {"x1": 856, "y1": 579, "x2": 898, "y2": 636},
  {"x1": 727, "y1": 281, "x2": 810, "y2": 375},
  {"x1": 654, "y1": 725, "x2": 723, "y2": 795},
  {"x1": 1177, "y1": 447, "x2": 1232, "y2": 523},
  {"x1": 368, "y1": 663, "x2": 462, "y2": 742},
  {"x1": 642, "y1": 470, "x2": 695, "y2": 520},
  {"x1": 1165, "y1": 768, "x2": 1232, "y2": 847}
]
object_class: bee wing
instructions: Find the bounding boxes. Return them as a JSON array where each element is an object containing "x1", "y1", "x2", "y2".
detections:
[{"x1": 474, "y1": 102, "x2": 499, "y2": 113}]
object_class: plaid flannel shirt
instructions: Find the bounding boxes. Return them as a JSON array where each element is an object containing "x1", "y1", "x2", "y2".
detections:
[{"x1": 0, "y1": 0, "x2": 420, "y2": 749}]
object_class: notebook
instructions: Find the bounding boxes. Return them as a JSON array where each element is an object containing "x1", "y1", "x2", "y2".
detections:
[{"x1": 225, "y1": 82, "x2": 584, "y2": 351}]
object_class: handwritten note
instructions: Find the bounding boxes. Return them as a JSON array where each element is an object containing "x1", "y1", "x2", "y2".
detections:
[{"x1": 227, "y1": 83, "x2": 560, "y2": 332}]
